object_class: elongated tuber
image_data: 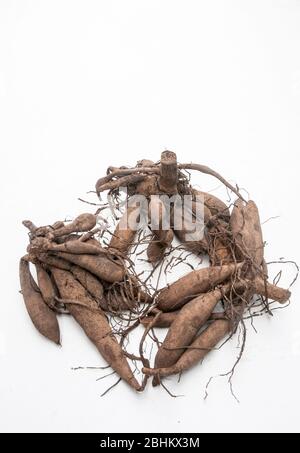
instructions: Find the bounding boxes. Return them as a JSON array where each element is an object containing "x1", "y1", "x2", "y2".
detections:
[
  {"x1": 157, "y1": 263, "x2": 242, "y2": 311},
  {"x1": 143, "y1": 319, "x2": 230, "y2": 379},
  {"x1": 53, "y1": 251, "x2": 125, "y2": 283},
  {"x1": 52, "y1": 268, "x2": 141, "y2": 391},
  {"x1": 19, "y1": 259, "x2": 60, "y2": 344}
]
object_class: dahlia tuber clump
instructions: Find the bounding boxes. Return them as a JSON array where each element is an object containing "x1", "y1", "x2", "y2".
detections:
[{"x1": 19, "y1": 150, "x2": 295, "y2": 396}]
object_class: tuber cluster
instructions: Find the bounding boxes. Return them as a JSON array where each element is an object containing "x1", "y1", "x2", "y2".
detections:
[{"x1": 19, "y1": 151, "x2": 293, "y2": 394}]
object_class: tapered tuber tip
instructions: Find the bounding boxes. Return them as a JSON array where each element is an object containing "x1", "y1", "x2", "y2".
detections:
[
  {"x1": 152, "y1": 376, "x2": 160, "y2": 387},
  {"x1": 49, "y1": 332, "x2": 61, "y2": 346},
  {"x1": 128, "y1": 377, "x2": 143, "y2": 392},
  {"x1": 278, "y1": 289, "x2": 291, "y2": 304}
]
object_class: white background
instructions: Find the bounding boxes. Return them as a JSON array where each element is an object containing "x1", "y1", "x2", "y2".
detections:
[{"x1": 1, "y1": 0, "x2": 300, "y2": 433}]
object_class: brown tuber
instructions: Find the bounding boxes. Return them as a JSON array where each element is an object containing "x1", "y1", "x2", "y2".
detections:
[
  {"x1": 52, "y1": 214, "x2": 97, "y2": 237},
  {"x1": 157, "y1": 263, "x2": 243, "y2": 311},
  {"x1": 153, "y1": 285, "x2": 230, "y2": 376},
  {"x1": 19, "y1": 259, "x2": 60, "y2": 345},
  {"x1": 109, "y1": 206, "x2": 139, "y2": 254},
  {"x1": 52, "y1": 268, "x2": 141, "y2": 391},
  {"x1": 143, "y1": 319, "x2": 231, "y2": 380},
  {"x1": 147, "y1": 197, "x2": 174, "y2": 263},
  {"x1": 53, "y1": 251, "x2": 125, "y2": 283}
]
